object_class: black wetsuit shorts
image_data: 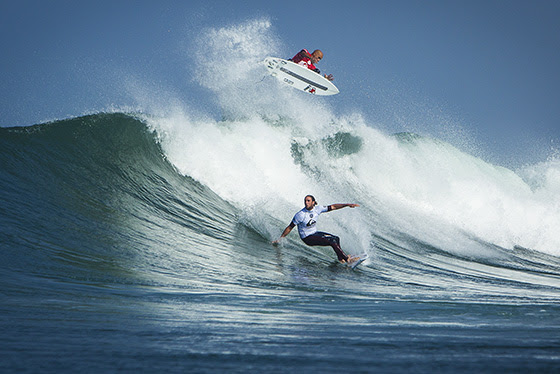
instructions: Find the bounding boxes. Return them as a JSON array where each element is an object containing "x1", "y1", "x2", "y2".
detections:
[{"x1": 302, "y1": 232, "x2": 348, "y2": 262}]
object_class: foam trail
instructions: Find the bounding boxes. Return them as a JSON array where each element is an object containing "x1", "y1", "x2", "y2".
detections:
[{"x1": 191, "y1": 18, "x2": 337, "y2": 133}]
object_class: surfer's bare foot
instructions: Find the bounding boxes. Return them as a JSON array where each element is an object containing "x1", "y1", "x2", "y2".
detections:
[{"x1": 343, "y1": 256, "x2": 358, "y2": 264}]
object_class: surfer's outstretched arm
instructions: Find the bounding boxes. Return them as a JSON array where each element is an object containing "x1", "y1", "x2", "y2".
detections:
[
  {"x1": 272, "y1": 222, "x2": 295, "y2": 245},
  {"x1": 327, "y1": 203, "x2": 360, "y2": 211}
]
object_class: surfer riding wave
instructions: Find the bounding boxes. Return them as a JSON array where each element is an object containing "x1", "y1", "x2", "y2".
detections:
[{"x1": 273, "y1": 195, "x2": 359, "y2": 263}]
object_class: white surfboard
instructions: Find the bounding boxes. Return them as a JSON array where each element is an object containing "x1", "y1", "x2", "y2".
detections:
[
  {"x1": 348, "y1": 253, "x2": 368, "y2": 270},
  {"x1": 263, "y1": 57, "x2": 339, "y2": 96}
]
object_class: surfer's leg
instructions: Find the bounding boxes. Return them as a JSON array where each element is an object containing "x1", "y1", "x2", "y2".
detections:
[{"x1": 303, "y1": 232, "x2": 349, "y2": 262}]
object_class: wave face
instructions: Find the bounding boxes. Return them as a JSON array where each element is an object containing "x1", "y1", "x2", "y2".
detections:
[
  {"x1": 2, "y1": 18, "x2": 560, "y2": 373},
  {"x1": 3, "y1": 112, "x2": 560, "y2": 371}
]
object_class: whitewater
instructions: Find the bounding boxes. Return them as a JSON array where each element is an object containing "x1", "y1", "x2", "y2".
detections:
[
  {"x1": 153, "y1": 18, "x2": 560, "y2": 257},
  {"x1": 1, "y1": 18, "x2": 560, "y2": 373}
]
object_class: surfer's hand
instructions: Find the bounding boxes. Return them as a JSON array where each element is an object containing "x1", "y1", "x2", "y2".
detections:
[{"x1": 325, "y1": 74, "x2": 334, "y2": 81}]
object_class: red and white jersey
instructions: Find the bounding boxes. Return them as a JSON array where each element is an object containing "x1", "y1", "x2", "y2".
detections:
[{"x1": 290, "y1": 49, "x2": 319, "y2": 73}]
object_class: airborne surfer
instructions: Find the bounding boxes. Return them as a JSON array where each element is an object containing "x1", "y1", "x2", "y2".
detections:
[
  {"x1": 273, "y1": 195, "x2": 359, "y2": 264},
  {"x1": 289, "y1": 49, "x2": 334, "y2": 81}
]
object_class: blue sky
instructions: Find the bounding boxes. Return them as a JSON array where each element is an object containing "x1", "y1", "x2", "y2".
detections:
[{"x1": 1, "y1": 0, "x2": 559, "y2": 167}]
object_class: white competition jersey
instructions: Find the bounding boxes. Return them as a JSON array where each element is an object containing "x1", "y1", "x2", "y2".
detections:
[{"x1": 292, "y1": 205, "x2": 328, "y2": 239}]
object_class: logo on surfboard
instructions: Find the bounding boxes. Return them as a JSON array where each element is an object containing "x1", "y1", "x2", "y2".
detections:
[{"x1": 304, "y1": 85, "x2": 316, "y2": 94}]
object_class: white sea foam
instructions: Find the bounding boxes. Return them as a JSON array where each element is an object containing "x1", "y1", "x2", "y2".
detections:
[{"x1": 141, "y1": 18, "x2": 559, "y2": 257}]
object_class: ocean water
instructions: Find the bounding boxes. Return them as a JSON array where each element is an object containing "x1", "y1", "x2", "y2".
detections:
[{"x1": 2, "y1": 19, "x2": 560, "y2": 373}]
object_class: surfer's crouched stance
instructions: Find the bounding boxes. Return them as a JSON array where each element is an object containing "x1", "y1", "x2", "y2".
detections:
[
  {"x1": 273, "y1": 195, "x2": 359, "y2": 263},
  {"x1": 289, "y1": 48, "x2": 334, "y2": 81}
]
